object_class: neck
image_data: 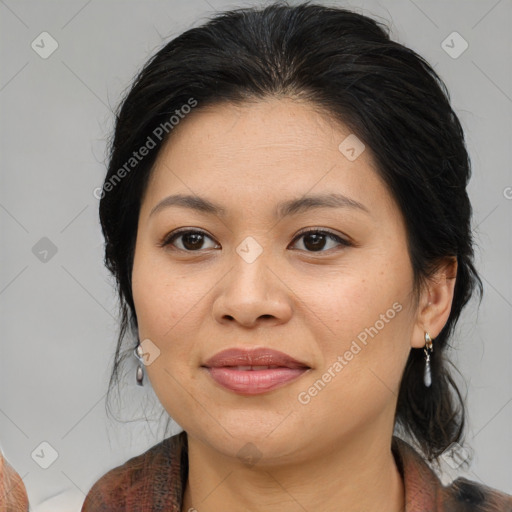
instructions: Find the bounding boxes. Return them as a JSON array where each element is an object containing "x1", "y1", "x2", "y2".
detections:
[{"x1": 181, "y1": 427, "x2": 405, "y2": 512}]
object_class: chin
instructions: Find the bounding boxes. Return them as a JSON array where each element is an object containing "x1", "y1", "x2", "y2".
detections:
[{"x1": 193, "y1": 421, "x2": 307, "y2": 465}]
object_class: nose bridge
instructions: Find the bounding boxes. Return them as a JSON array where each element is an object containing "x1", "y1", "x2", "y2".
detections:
[
  {"x1": 213, "y1": 234, "x2": 291, "y2": 325},
  {"x1": 231, "y1": 234, "x2": 274, "y2": 300}
]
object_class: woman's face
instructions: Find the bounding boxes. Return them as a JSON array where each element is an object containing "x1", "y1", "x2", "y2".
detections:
[{"x1": 131, "y1": 98, "x2": 428, "y2": 464}]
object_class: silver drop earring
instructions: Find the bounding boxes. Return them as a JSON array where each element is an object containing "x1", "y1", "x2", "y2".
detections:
[
  {"x1": 423, "y1": 331, "x2": 433, "y2": 387},
  {"x1": 134, "y1": 342, "x2": 145, "y2": 386}
]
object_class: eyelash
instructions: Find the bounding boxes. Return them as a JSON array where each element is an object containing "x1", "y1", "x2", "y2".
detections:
[{"x1": 158, "y1": 227, "x2": 352, "y2": 253}]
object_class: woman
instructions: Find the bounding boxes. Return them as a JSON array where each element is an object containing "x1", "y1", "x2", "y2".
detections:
[
  {"x1": 3, "y1": 2, "x2": 510, "y2": 511},
  {"x1": 83, "y1": 1, "x2": 512, "y2": 510},
  {"x1": 81, "y1": 2, "x2": 511, "y2": 510}
]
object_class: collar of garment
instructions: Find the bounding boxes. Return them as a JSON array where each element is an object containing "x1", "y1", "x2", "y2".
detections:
[{"x1": 81, "y1": 431, "x2": 512, "y2": 511}]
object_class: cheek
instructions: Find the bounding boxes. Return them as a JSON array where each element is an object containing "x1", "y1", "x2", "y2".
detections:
[
  {"x1": 298, "y1": 260, "x2": 413, "y2": 387},
  {"x1": 299, "y1": 265, "x2": 406, "y2": 338},
  {"x1": 295, "y1": 288, "x2": 411, "y2": 433},
  {"x1": 132, "y1": 246, "x2": 200, "y2": 340},
  {"x1": 131, "y1": 252, "x2": 202, "y2": 416}
]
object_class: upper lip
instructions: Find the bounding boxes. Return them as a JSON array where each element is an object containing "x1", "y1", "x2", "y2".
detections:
[{"x1": 202, "y1": 347, "x2": 310, "y2": 369}]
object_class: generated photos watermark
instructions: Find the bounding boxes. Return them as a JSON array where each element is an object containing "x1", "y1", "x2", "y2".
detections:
[
  {"x1": 93, "y1": 97, "x2": 198, "y2": 200},
  {"x1": 297, "y1": 301, "x2": 403, "y2": 405}
]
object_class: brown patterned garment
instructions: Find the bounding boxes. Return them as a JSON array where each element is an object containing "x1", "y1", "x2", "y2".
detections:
[
  {"x1": 0, "y1": 452, "x2": 29, "y2": 512},
  {"x1": 80, "y1": 431, "x2": 512, "y2": 512}
]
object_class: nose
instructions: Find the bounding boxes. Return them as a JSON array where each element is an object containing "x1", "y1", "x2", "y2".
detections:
[{"x1": 211, "y1": 244, "x2": 293, "y2": 328}]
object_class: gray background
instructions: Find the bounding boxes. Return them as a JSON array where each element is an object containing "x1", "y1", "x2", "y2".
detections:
[{"x1": 1, "y1": 0, "x2": 511, "y2": 509}]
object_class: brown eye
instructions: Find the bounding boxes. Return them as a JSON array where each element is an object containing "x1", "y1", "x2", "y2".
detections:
[
  {"x1": 290, "y1": 229, "x2": 351, "y2": 252},
  {"x1": 161, "y1": 229, "x2": 219, "y2": 251}
]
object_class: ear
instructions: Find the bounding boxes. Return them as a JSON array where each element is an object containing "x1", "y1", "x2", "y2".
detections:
[{"x1": 411, "y1": 257, "x2": 458, "y2": 349}]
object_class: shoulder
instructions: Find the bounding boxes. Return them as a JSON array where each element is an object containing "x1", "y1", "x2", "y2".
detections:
[
  {"x1": 81, "y1": 431, "x2": 186, "y2": 512},
  {"x1": 391, "y1": 436, "x2": 511, "y2": 512},
  {"x1": 440, "y1": 476, "x2": 512, "y2": 511}
]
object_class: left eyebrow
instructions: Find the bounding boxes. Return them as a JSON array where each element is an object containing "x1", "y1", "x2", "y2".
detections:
[
  {"x1": 275, "y1": 193, "x2": 370, "y2": 219},
  {"x1": 149, "y1": 192, "x2": 370, "y2": 219}
]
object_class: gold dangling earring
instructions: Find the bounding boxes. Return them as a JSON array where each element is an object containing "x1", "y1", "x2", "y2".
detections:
[{"x1": 423, "y1": 331, "x2": 433, "y2": 387}]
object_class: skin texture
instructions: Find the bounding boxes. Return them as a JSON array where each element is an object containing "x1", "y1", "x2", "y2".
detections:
[
  {"x1": 0, "y1": 452, "x2": 28, "y2": 512},
  {"x1": 131, "y1": 98, "x2": 457, "y2": 512}
]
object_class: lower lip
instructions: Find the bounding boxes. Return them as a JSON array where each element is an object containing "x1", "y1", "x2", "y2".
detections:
[{"x1": 204, "y1": 367, "x2": 309, "y2": 395}]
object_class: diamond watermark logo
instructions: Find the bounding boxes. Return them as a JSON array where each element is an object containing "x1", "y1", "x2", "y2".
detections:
[
  {"x1": 441, "y1": 32, "x2": 468, "y2": 59},
  {"x1": 138, "y1": 338, "x2": 161, "y2": 366},
  {"x1": 31, "y1": 441, "x2": 59, "y2": 469},
  {"x1": 31, "y1": 32, "x2": 59, "y2": 59},
  {"x1": 32, "y1": 237, "x2": 58, "y2": 263},
  {"x1": 236, "y1": 442, "x2": 262, "y2": 467},
  {"x1": 441, "y1": 441, "x2": 471, "y2": 470},
  {"x1": 236, "y1": 236, "x2": 263, "y2": 264},
  {"x1": 338, "y1": 134, "x2": 365, "y2": 161}
]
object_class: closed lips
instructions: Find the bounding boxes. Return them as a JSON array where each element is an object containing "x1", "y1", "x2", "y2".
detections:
[
  {"x1": 202, "y1": 347, "x2": 311, "y2": 370},
  {"x1": 231, "y1": 365, "x2": 283, "y2": 370},
  {"x1": 202, "y1": 349, "x2": 311, "y2": 395}
]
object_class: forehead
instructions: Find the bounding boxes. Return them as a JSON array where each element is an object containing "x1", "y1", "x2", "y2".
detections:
[
  {"x1": 156, "y1": 97, "x2": 355, "y2": 158},
  {"x1": 142, "y1": 98, "x2": 395, "y2": 219}
]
